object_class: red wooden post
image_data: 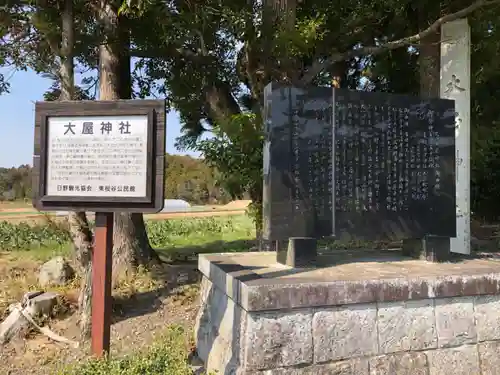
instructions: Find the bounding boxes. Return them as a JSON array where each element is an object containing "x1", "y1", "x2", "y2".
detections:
[{"x1": 91, "y1": 212, "x2": 114, "y2": 357}]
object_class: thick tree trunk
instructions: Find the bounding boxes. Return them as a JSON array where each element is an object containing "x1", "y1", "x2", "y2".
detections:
[
  {"x1": 56, "y1": 0, "x2": 94, "y2": 338},
  {"x1": 403, "y1": 2, "x2": 442, "y2": 259},
  {"x1": 59, "y1": 0, "x2": 93, "y2": 271},
  {"x1": 418, "y1": 23, "x2": 441, "y2": 97},
  {"x1": 78, "y1": 0, "x2": 160, "y2": 337},
  {"x1": 97, "y1": 1, "x2": 160, "y2": 280}
]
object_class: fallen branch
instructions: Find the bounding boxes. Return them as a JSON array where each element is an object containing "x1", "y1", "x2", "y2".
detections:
[{"x1": 301, "y1": 0, "x2": 500, "y2": 84}]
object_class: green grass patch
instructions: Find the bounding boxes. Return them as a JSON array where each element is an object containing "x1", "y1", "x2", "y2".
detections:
[
  {"x1": 0, "y1": 220, "x2": 71, "y2": 251},
  {"x1": 58, "y1": 325, "x2": 195, "y2": 375},
  {"x1": 0, "y1": 215, "x2": 255, "y2": 255},
  {"x1": 148, "y1": 215, "x2": 254, "y2": 247}
]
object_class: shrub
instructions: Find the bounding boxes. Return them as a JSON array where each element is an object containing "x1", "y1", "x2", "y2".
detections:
[
  {"x1": 472, "y1": 125, "x2": 500, "y2": 220},
  {"x1": 0, "y1": 215, "x2": 252, "y2": 251},
  {"x1": 146, "y1": 217, "x2": 236, "y2": 248},
  {"x1": 0, "y1": 220, "x2": 71, "y2": 251}
]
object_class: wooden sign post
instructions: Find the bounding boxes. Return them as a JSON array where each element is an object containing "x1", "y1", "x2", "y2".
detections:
[
  {"x1": 92, "y1": 212, "x2": 113, "y2": 355},
  {"x1": 32, "y1": 100, "x2": 166, "y2": 357}
]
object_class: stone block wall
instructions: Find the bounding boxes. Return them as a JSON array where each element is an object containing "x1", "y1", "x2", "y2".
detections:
[{"x1": 195, "y1": 276, "x2": 500, "y2": 375}]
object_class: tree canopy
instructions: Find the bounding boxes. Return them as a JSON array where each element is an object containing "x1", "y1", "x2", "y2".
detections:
[{"x1": 2, "y1": 0, "x2": 500, "y2": 223}]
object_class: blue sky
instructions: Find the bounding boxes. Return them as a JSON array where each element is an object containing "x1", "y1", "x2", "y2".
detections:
[{"x1": 0, "y1": 67, "x2": 198, "y2": 168}]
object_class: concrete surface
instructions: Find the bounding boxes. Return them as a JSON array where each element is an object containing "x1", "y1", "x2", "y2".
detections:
[{"x1": 195, "y1": 250, "x2": 500, "y2": 374}]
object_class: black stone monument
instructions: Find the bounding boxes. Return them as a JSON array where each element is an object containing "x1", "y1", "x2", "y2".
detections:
[{"x1": 263, "y1": 82, "x2": 457, "y2": 266}]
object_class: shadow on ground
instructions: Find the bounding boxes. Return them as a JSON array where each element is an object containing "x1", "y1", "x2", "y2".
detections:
[
  {"x1": 156, "y1": 239, "x2": 257, "y2": 263},
  {"x1": 111, "y1": 239, "x2": 256, "y2": 323}
]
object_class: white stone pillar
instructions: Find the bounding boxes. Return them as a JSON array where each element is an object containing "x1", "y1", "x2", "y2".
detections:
[{"x1": 440, "y1": 18, "x2": 471, "y2": 254}]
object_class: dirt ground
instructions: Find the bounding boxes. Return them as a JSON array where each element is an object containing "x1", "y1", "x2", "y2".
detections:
[
  {"x1": 0, "y1": 262, "x2": 202, "y2": 375},
  {"x1": 222, "y1": 200, "x2": 251, "y2": 210},
  {"x1": 0, "y1": 202, "x2": 253, "y2": 374},
  {"x1": 2, "y1": 201, "x2": 496, "y2": 374}
]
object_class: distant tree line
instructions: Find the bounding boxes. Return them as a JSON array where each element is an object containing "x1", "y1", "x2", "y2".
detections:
[
  {"x1": 0, "y1": 154, "x2": 238, "y2": 205},
  {"x1": 164, "y1": 153, "x2": 237, "y2": 204},
  {"x1": 0, "y1": 165, "x2": 32, "y2": 201}
]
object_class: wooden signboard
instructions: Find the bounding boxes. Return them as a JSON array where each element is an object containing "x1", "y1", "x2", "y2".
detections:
[
  {"x1": 33, "y1": 99, "x2": 166, "y2": 213},
  {"x1": 32, "y1": 99, "x2": 166, "y2": 357}
]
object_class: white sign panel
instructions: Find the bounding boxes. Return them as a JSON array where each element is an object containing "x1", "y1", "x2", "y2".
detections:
[
  {"x1": 440, "y1": 18, "x2": 471, "y2": 254},
  {"x1": 45, "y1": 115, "x2": 148, "y2": 198}
]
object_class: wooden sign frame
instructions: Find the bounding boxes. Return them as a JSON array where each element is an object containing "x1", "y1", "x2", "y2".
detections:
[{"x1": 32, "y1": 99, "x2": 166, "y2": 213}]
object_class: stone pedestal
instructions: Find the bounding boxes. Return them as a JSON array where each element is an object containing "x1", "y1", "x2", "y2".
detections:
[{"x1": 195, "y1": 251, "x2": 500, "y2": 375}]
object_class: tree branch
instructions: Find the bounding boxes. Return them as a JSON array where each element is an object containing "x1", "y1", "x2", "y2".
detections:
[
  {"x1": 130, "y1": 45, "x2": 203, "y2": 60},
  {"x1": 300, "y1": 0, "x2": 500, "y2": 84}
]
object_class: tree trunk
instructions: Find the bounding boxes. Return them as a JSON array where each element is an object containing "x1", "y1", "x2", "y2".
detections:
[
  {"x1": 249, "y1": 184, "x2": 268, "y2": 250},
  {"x1": 56, "y1": 0, "x2": 94, "y2": 338},
  {"x1": 78, "y1": 0, "x2": 161, "y2": 337},
  {"x1": 418, "y1": 12, "x2": 441, "y2": 98},
  {"x1": 403, "y1": 1, "x2": 442, "y2": 258},
  {"x1": 59, "y1": 0, "x2": 94, "y2": 269},
  {"x1": 97, "y1": 1, "x2": 160, "y2": 282}
]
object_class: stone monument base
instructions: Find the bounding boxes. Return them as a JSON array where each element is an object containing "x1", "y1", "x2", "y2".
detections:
[{"x1": 195, "y1": 250, "x2": 500, "y2": 375}]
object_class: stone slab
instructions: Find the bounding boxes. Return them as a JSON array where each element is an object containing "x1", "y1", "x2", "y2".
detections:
[
  {"x1": 313, "y1": 304, "x2": 377, "y2": 362},
  {"x1": 435, "y1": 297, "x2": 476, "y2": 347},
  {"x1": 369, "y1": 352, "x2": 428, "y2": 375},
  {"x1": 427, "y1": 345, "x2": 480, "y2": 375},
  {"x1": 479, "y1": 341, "x2": 500, "y2": 375},
  {"x1": 244, "y1": 311, "x2": 313, "y2": 369},
  {"x1": 377, "y1": 299, "x2": 437, "y2": 353},
  {"x1": 474, "y1": 295, "x2": 500, "y2": 342},
  {"x1": 249, "y1": 358, "x2": 369, "y2": 375},
  {"x1": 199, "y1": 251, "x2": 500, "y2": 311}
]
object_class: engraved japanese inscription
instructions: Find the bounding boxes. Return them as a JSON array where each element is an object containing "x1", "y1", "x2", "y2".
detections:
[
  {"x1": 263, "y1": 83, "x2": 456, "y2": 241},
  {"x1": 333, "y1": 89, "x2": 456, "y2": 240},
  {"x1": 46, "y1": 115, "x2": 148, "y2": 197},
  {"x1": 33, "y1": 99, "x2": 166, "y2": 213},
  {"x1": 263, "y1": 85, "x2": 334, "y2": 240}
]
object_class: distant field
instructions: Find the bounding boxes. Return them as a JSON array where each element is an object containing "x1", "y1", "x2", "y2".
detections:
[
  {"x1": 0, "y1": 200, "x2": 251, "y2": 224},
  {"x1": 0, "y1": 201, "x2": 33, "y2": 210}
]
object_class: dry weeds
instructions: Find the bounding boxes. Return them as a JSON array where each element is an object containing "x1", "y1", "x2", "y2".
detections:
[{"x1": 0, "y1": 250, "x2": 201, "y2": 374}]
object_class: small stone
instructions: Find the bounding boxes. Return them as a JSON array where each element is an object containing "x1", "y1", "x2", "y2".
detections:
[
  {"x1": 0, "y1": 292, "x2": 59, "y2": 345},
  {"x1": 38, "y1": 257, "x2": 75, "y2": 287},
  {"x1": 22, "y1": 291, "x2": 44, "y2": 304},
  {"x1": 27, "y1": 292, "x2": 59, "y2": 316}
]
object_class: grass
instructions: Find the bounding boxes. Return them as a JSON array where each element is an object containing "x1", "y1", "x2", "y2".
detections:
[
  {"x1": 58, "y1": 325, "x2": 194, "y2": 375},
  {"x1": 0, "y1": 214, "x2": 254, "y2": 317},
  {"x1": 0, "y1": 248, "x2": 78, "y2": 319},
  {"x1": 0, "y1": 213, "x2": 254, "y2": 373}
]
